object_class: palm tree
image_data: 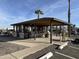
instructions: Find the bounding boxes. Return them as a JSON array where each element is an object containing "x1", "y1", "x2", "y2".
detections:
[
  {"x1": 34, "y1": 9, "x2": 43, "y2": 40},
  {"x1": 68, "y1": 0, "x2": 71, "y2": 37},
  {"x1": 35, "y1": 9, "x2": 43, "y2": 19}
]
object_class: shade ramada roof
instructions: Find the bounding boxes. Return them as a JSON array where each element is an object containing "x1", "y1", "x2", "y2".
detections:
[{"x1": 11, "y1": 17, "x2": 69, "y2": 26}]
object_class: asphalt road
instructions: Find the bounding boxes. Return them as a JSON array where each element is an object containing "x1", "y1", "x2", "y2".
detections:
[
  {"x1": 50, "y1": 43, "x2": 79, "y2": 59},
  {"x1": 0, "y1": 42, "x2": 27, "y2": 56},
  {"x1": 50, "y1": 52, "x2": 71, "y2": 59}
]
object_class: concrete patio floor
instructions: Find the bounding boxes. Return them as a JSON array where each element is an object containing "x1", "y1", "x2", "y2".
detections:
[
  {"x1": 12, "y1": 38, "x2": 69, "y2": 46},
  {"x1": 7, "y1": 38, "x2": 68, "y2": 47}
]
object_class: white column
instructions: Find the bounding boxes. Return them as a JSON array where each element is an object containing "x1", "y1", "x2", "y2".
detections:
[
  {"x1": 21, "y1": 25, "x2": 24, "y2": 33},
  {"x1": 19, "y1": 25, "x2": 24, "y2": 38}
]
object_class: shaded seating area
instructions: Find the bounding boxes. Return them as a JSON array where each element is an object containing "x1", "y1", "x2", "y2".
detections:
[{"x1": 11, "y1": 17, "x2": 69, "y2": 43}]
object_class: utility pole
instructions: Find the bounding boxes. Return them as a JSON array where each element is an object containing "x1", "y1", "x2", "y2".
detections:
[{"x1": 68, "y1": 0, "x2": 71, "y2": 37}]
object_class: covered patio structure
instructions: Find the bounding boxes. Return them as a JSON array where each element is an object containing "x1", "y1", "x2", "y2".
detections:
[{"x1": 11, "y1": 17, "x2": 69, "y2": 43}]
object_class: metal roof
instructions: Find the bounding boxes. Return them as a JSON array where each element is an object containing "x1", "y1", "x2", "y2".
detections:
[{"x1": 11, "y1": 17, "x2": 69, "y2": 26}]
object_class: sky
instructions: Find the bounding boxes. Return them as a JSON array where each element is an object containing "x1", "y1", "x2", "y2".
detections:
[{"x1": 0, "y1": 0, "x2": 79, "y2": 29}]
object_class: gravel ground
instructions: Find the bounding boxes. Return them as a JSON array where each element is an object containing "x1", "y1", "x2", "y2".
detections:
[{"x1": 0, "y1": 42, "x2": 28, "y2": 56}]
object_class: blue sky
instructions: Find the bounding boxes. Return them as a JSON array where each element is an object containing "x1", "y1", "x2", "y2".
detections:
[{"x1": 0, "y1": 0, "x2": 79, "y2": 29}]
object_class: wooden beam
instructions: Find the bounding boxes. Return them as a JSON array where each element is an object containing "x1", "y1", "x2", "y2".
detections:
[
  {"x1": 56, "y1": 26, "x2": 57, "y2": 36},
  {"x1": 34, "y1": 24, "x2": 36, "y2": 40},
  {"x1": 50, "y1": 20, "x2": 52, "y2": 44}
]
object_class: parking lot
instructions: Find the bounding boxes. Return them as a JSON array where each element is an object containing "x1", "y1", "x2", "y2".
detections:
[
  {"x1": 0, "y1": 35, "x2": 79, "y2": 59},
  {"x1": 50, "y1": 42, "x2": 79, "y2": 59}
]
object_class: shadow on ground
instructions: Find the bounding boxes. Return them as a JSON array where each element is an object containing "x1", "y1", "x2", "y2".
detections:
[{"x1": 0, "y1": 35, "x2": 28, "y2": 42}]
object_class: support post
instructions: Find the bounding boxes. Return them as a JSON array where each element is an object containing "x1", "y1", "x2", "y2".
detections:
[
  {"x1": 34, "y1": 24, "x2": 36, "y2": 40},
  {"x1": 13, "y1": 26, "x2": 15, "y2": 32},
  {"x1": 60, "y1": 26, "x2": 62, "y2": 41},
  {"x1": 50, "y1": 20, "x2": 52, "y2": 44},
  {"x1": 56, "y1": 26, "x2": 57, "y2": 36},
  {"x1": 23, "y1": 25, "x2": 25, "y2": 38},
  {"x1": 21, "y1": 25, "x2": 23, "y2": 33},
  {"x1": 13, "y1": 26, "x2": 16, "y2": 37}
]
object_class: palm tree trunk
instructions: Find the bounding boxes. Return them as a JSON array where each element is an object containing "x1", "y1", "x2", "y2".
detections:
[{"x1": 38, "y1": 13, "x2": 40, "y2": 20}]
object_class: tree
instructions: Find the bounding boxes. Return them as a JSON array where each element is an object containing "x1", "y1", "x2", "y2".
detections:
[
  {"x1": 35, "y1": 9, "x2": 43, "y2": 19},
  {"x1": 34, "y1": 9, "x2": 43, "y2": 40}
]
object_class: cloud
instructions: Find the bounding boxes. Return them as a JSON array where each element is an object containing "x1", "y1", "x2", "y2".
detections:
[
  {"x1": 0, "y1": 0, "x2": 79, "y2": 28},
  {"x1": 42, "y1": 0, "x2": 68, "y2": 17}
]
